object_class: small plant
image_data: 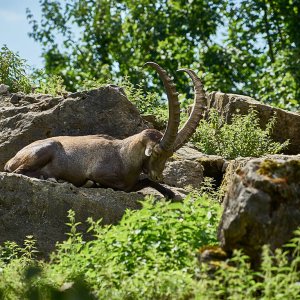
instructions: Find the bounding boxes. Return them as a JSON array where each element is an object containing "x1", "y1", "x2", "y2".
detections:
[
  {"x1": 0, "y1": 241, "x2": 22, "y2": 265},
  {"x1": 21, "y1": 235, "x2": 38, "y2": 260},
  {"x1": 0, "y1": 45, "x2": 32, "y2": 93},
  {"x1": 192, "y1": 108, "x2": 289, "y2": 159},
  {"x1": 33, "y1": 70, "x2": 67, "y2": 96},
  {"x1": 81, "y1": 76, "x2": 169, "y2": 124},
  {"x1": 1, "y1": 200, "x2": 300, "y2": 299},
  {"x1": 119, "y1": 76, "x2": 168, "y2": 123}
]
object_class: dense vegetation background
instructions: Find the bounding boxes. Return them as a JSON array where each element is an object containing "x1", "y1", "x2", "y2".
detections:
[
  {"x1": 26, "y1": 0, "x2": 300, "y2": 110},
  {"x1": 1, "y1": 1, "x2": 300, "y2": 299}
]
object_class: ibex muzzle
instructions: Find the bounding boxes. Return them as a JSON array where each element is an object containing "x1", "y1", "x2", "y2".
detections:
[{"x1": 4, "y1": 62, "x2": 207, "y2": 199}]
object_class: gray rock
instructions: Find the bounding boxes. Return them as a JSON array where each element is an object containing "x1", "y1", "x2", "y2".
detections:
[
  {"x1": 221, "y1": 154, "x2": 300, "y2": 201},
  {"x1": 0, "y1": 84, "x2": 9, "y2": 94},
  {"x1": 175, "y1": 146, "x2": 226, "y2": 186},
  {"x1": 0, "y1": 172, "x2": 143, "y2": 256},
  {"x1": 142, "y1": 114, "x2": 165, "y2": 130},
  {"x1": 207, "y1": 92, "x2": 300, "y2": 154},
  {"x1": 163, "y1": 159, "x2": 203, "y2": 189},
  {"x1": 218, "y1": 156, "x2": 300, "y2": 264},
  {"x1": 0, "y1": 86, "x2": 149, "y2": 170},
  {"x1": 0, "y1": 171, "x2": 187, "y2": 256},
  {"x1": 10, "y1": 94, "x2": 21, "y2": 104}
]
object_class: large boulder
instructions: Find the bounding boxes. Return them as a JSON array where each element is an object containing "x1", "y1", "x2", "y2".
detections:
[
  {"x1": 174, "y1": 146, "x2": 226, "y2": 186},
  {"x1": 220, "y1": 154, "x2": 300, "y2": 201},
  {"x1": 0, "y1": 171, "x2": 189, "y2": 256},
  {"x1": 0, "y1": 172, "x2": 144, "y2": 256},
  {"x1": 163, "y1": 159, "x2": 203, "y2": 189},
  {"x1": 218, "y1": 156, "x2": 300, "y2": 264},
  {"x1": 207, "y1": 92, "x2": 300, "y2": 154},
  {"x1": 0, "y1": 86, "x2": 149, "y2": 170}
]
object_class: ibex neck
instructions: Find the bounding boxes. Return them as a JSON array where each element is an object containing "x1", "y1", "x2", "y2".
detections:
[{"x1": 120, "y1": 135, "x2": 147, "y2": 172}]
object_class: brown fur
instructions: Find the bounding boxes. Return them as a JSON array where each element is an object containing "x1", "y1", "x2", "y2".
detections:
[{"x1": 4, "y1": 129, "x2": 165, "y2": 192}]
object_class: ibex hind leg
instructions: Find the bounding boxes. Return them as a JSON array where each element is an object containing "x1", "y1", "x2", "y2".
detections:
[{"x1": 7, "y1": 141, "x2": 57, "y2": 179}]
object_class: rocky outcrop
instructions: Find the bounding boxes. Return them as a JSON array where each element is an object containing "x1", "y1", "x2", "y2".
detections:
[
  {"x1": 163, "y1": 159, "x2": 203, "y2": 189},
  {"x1": 0, "y1": 172, "x2": 142, "y2": 256},
  {"x1": 0, "y1": 86, "x2": 149, "y2": 170},
  {"x1": 0, "y1": 86, "x2": 211, "y2": 256},
  {"x1": 174, "y1": 146, "x2": 226, "y2": 186},
  {"x1": 0, "y1": 84, "x2": 9, "y2": 94},
  {"x1": 207, "y1": 92, "x2": 300, "y2": 154},
  {"x1": 218, "y1": 157, "x2": 300, "y2": 264},
  {"x1": 220, "y1": 154, "x2": 300, "y2": 201}
]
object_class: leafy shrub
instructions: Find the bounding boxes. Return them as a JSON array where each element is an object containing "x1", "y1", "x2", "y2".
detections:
[
  {"x1": 0, "y1": 45, "x2": 32, "y2": 93},
  {"x1": 195, "y1": 229, "x2": 300, "y2": 300},
  {"x1": 46, "y1": 195, "x2": 220, "y2": 299},
  {"x1": 0, "y1": 194, "x2": 220, "y2": 299},
  {"x1": 192, "y1": 108, "x2": 289, "y2": 159},
  {"x1": 1, "y1": 198, "x2": 300, "y2": 299},
  {"x1": 33, "y1": 70, "x2": 67, "y2": 96}
]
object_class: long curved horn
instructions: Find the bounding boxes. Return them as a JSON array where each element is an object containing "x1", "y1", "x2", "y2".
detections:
[
  {"x1": 173, "y1": 69, "x2": 207, "y2": 151},
  {"x1": 144, "y1": 62, "x2": 180, "y2": 152}
]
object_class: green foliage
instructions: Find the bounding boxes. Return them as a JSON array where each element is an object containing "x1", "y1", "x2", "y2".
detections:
[
  {"x1": 118, "y1": 76, "x2": 168, "y2": 123},
  {"x1": 26, "y1": 0, "x2": 225, "y2": 92},
  {"x1": 27, "y1": 0, "x2": 300, "y2": 109},
  {"x1": 256, "y1": 50, "x2": 300, "y2": 110},
  {"x1": 196, "y1": 232, "x2": 300, "y2": 300},
  {"x1": 33, "y1": 70, "x2": 67, "y2": 96},
  {"x1": 1, "y1": 199, "x2": 300, "y2": 299},
  {"x1": 0, "y1": 194, "x2": 221, "y2": 299},
  {"x1": 0, "y1": 45, "x2": 32, "y2": 93},
  {"x1": 46, "y1": 195, "x2": 220, "y2": 299},
  {"x1": 225, "y1": 0, "x2": 300, "y2": 110},
  {"x1": 192, "y1": 108, "x2": 289, "y2": 159}
]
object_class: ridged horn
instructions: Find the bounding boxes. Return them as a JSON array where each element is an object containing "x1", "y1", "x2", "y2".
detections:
[
  {"x1": 173, "y1": 69, "x2": 207, "y2": 151},
  {"x1": 144, "y1": 62, "x2": 180, "y2": 152}
]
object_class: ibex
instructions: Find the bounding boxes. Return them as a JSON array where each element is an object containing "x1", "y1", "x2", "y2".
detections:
[{"x1": 4, "y1": 62, "x2": 207, "y2": 199}]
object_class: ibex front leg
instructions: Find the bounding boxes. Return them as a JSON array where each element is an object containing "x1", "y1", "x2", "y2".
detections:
[{"x1": 131, "y1": 178, "x2": 175, "y2": 200}]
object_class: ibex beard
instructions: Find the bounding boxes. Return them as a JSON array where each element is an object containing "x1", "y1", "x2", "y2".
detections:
[{"x1": 4, "y1": 62, "x2": 207, "y2": 199}]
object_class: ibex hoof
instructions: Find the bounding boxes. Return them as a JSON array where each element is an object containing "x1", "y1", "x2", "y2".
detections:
[
  {"x1": 47, "y1": 177, "x2": 57, "y2": 183},
  {"x1": 82, "y1": 180, "x2": 96, "y2": 188}
]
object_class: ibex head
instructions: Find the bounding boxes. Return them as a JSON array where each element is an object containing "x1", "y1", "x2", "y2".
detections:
[{"x1": 142, "y1": 62, "x2": 207, "y2": 182}]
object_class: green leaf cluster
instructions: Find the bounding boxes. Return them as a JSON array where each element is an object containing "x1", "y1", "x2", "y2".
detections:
[
  {"x1": 25, "y1": 0, "x2": 300, "y2": 110},
  {"x1": 0, "y1": 45, "x2": 32, "y2": 93},
  {"x1": 32, "y1": 70, "x2": 67, "y2": 96},
  {"x1": 1, "y1": 204, "x2": 300, "y2": 299},
  {"x1": 192, "y1": 108, "x2": 289, "y2": 159}
]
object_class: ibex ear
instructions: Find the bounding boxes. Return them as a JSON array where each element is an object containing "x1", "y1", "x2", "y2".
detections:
[{"x1": 145, "y1": 145, "x2": 153, "y2": 157}]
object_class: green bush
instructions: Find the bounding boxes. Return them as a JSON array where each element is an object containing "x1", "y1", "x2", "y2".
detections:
[
  {"x1": 1, "y1": 196, "x2": 300, "y2": 299},
  {"x1": 0, "y1": 194, "x2": 220, "y2": 299},
  {"x1": 46, "y1": 195, "x2": 220, "y2": 299},
  {"x1": 33, "y1": 70, "x2": 67, "y2": 96},
  {"x1": 192, "y1": 108, "x2": 289, "y2": 159},
  {"x1": 195, "y1": 230, "x2": 300, "y2": 300},
  {"x1": 0, "y1": 46, "x2": 67, "y2": 96},
  {"x1": 0, "y1": 45, "x2": 32, "y2": 93}
]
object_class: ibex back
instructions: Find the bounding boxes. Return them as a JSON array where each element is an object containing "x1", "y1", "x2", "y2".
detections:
[{"x1": 4, "y1": 62, "x2": 207, "y2": 199}]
